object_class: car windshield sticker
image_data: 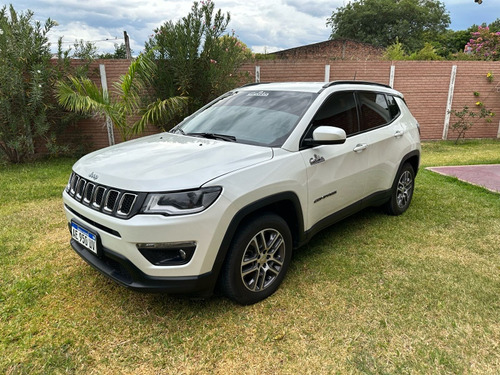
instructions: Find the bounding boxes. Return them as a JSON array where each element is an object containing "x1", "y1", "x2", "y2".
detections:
[{"x1": 247, "y1": 91, "x2": 269, "y2": 97}]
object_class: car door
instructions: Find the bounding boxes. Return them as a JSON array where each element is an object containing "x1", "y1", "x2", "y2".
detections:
[
  {"x1": 356, "y1": 92, "x2": 407, "y2": 195},
  {"x1": 300, "y1": 91, "x2": 371, "y2": 229}
]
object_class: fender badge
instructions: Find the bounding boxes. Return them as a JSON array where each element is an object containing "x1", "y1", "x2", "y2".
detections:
[{"x1": 88, "y1": 172, "x2": 99, "y2": 181}]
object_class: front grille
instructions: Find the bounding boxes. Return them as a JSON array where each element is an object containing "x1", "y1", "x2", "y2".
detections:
[{"x1": 66, "y1": 172, "x2": 144, "y2": 219}]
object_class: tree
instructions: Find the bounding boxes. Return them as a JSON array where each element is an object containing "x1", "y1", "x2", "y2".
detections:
[
  {"x1": 0, "y1": 5, "x2": 95, "y2": 163},
  {"x1": 327, "y1": 0, "x2": 450, "y2": 52},
  {"x1": 57, "y1": 53, "x2": 189, "y2": 141},
  {"x1": 99, "y1": 43, "x2": 130, "y2": 59},
  {"x1": 0, "y1": 5, "x2": 56, "y2": 163},
  {"x1": 144, "y1": 0, "x2": 252, "y2": 129},
  {"x1": 72, "y1": 39, "x2": 99, "y2": 60},
  {"x1": 383, "y1": 40, "x2": 443, "y2": 60}
]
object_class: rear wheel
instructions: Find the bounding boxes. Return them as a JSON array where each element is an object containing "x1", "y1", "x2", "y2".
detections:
[
  {"x1": 220, "y1": 213, "x2": 292, "y2": 305},
  {"x1": 385, "y1": 163, "x2": 415, "y2": 216}
]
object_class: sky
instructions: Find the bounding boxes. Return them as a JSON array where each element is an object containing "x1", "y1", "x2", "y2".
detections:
[{"x1": 8, "y1": 0, "x2": 500, "y2": 55}]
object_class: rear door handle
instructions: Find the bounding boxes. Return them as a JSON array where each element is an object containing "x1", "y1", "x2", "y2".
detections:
[
  {"x1": 394, "y1": 130, "x2": 404, "y2": 138},
  {"x1": 353, "y1": 143, "x2": 367, "y2": 153}
]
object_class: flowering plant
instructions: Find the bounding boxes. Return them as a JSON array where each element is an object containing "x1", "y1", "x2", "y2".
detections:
[
  {"x1": 465, "y1": 26, "x2": 500, "y2": 60},
  {"x1": 486, "y1": 71, "x2": 494, "y2": 82}
]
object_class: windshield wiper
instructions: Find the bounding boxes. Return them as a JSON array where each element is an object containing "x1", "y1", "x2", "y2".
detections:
[{"x1": 187, "y1": 132, "x2": 237, "y2": 142}]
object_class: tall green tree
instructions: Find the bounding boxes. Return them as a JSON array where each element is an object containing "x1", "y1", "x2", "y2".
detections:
[
  {"x1": 0, "y1": 5, "x2": 56, "y2": 163},
  {"x1": 0, "y1": 4, "x2": 92, "y2": 163},
  {"x1": 145, "y1": 0, "x2": 252, "y2": 129},
  {"x1": 327, "y1": 0, "x2": 450, "y2": 52}
]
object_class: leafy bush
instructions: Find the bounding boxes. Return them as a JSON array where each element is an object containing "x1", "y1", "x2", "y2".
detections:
[
  {"x1": 57, "y1": 53, "x2": 189, "y2": 141},
  {"x1": 145, "y1": 0, "x2": 252, "y2": 130},
  {"x1": 0, "y1": 5, "x2": 57, "y2": 163},
  {"x1": 465, "y1": 25, "x2": 500, "y2": 60},
  {"x1": 449, "y1": 105, "x2": 495, "y2": 143},
  {"x1": 0, "y1": 5, "x2": 90, "y2": 163},
  {"x1": 384, "y1": 41, "x2": 443, "y2": 60}
]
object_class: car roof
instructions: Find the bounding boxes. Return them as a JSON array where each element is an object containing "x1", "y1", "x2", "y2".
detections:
[{"x1": 237, "y1": 81, "x2": 402, "y2": 96}]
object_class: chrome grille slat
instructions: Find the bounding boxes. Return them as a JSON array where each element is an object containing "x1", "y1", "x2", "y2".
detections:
[
  {"x1": 83, "y1": 182, "x2": 95, "y2": 204},
  {"x1": 75, "y1": 178, "x2": 86, "y2": 200},
  {"x1": 117, "y1": 193, "x2": 137, "y2": 216},
  {"x1": 67, "y1": 173, "x2": 139, "y2": 219},
  {"x1": 93, "y1": 186, "x2": 106, "y2": 208},
  {"x1": 104, "y1": 190, "x2": 120, "y2": 213},
  {"x1": 70, "y1": 174, "x2": 79, "y2": 196}
]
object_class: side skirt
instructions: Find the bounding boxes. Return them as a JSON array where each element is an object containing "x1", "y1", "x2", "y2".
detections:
[{"x1": 300, "y1": 189, "x2": 392, "y2": 245}]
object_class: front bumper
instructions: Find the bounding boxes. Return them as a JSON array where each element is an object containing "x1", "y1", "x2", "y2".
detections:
[
  {"x1": 63, "y1": 188, "x2": 233, "y2": 296},
  {"x1": 69, "y1": 235, "x2": 216, "y2": 296}
]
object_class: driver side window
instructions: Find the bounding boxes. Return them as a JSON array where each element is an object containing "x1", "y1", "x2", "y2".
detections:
[{"x1": 309, "y1": 91, "x2": 359, "y2": 137}]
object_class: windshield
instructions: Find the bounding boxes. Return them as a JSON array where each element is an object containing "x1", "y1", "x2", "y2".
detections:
[{"x1": 173, "y1": 90, "x2": 318, "y2": 147}]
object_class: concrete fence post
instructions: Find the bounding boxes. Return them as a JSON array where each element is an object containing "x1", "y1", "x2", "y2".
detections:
[
  {"x1": 442, "y1": 65, "x2": 457, "y2": 140},
  {"x1": 389, "y1": 65, "x2": 395, "y2": 88},
  {"x1": 255, "y1": 66, "x2": 260, "y2": 83},
  {"x1": 325, "y1": 65, "x2": 330, "y2": 83},
  {"x1": 99, "y1": 64, "x2": 115, "y2": 146}
]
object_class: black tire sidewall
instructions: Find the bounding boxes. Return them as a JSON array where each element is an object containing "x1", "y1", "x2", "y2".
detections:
[{"x1": 387, "y1": 163, "x2": 415, "y2": 216}]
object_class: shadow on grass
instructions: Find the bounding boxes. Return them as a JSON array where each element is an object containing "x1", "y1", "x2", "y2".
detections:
[{"x1": 81, "y1": 206, "x2": 392, "y2": 317}]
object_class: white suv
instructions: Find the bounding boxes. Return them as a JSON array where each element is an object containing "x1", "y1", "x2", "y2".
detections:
[{"x1": 63, "y1": 81, "x2": 421, "y2": 304}]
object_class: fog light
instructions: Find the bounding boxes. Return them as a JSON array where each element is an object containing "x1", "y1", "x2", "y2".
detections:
[{"x1": 137, "y1": 242, "x2": 196, "y2": 266}]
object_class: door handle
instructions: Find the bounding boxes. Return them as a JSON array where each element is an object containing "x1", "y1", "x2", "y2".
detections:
[
  {"x1": 353, "y1": 143, "x2": 367, "y2": 153},
  {"x1": 394, "y1": 130, "x2": 404, "y2": 138}
]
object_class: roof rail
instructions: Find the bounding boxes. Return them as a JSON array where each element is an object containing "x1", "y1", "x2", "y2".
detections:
[
  {"x1": 240, "y1": 82, "x2": 271, "y2": 88},
  {"x1": 322, "y1": 80, "x2": 392, "y2": 89}
]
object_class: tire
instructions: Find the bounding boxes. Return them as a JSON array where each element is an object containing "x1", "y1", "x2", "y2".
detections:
[
  {"x1": 220, "y1": 213, "x2": 292, "y2": 305},
  {"x1": 385, "y1": 163, "x2": 415, "y2": 216}
]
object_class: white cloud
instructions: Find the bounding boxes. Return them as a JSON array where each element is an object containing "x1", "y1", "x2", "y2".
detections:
[{"x1": 11, "y1": 0, "x2": 500, "y2": 55}]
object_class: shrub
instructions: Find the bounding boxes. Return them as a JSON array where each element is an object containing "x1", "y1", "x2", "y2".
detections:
[
  {"x1": 449, "y1": 105, "x2": 495, "y2": 144},
  {"x1": 465, "y1": 25, "x2": 500, "y2": 60},
  {"x1": 144, "y1": 0, "x2": 252, "y2": 130},
  {"x1": 0, "y1": 5, "x2": 56, "y2": 162},
  {"x1": 0, "y1": 5, "x2": 91, "y2": 163}
]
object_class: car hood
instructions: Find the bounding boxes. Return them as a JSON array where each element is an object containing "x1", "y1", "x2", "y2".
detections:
[{"x1": 73, "y1": 133, "x2": 274, "y2": 191}]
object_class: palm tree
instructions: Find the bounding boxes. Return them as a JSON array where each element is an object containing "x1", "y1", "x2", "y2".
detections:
[{"x1": 57, "y1": 52, "x2": 188, "y2": 141}]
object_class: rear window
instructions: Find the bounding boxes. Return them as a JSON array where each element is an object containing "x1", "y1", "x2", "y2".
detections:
[{"x1": 358, "y1": 92, "x2": 401, "y2": 132}]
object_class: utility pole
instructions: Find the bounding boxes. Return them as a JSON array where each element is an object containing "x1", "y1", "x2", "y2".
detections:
[{"x1": 123, "y1": 31, "x2": 132, "y2": 59}]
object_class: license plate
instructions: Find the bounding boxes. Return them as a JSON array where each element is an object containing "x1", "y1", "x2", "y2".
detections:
[{"x1": 71, "y1": 222, "x2": 97, "y2": 254}]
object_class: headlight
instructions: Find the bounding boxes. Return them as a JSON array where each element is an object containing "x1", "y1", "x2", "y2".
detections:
[{"x1": 141, "y1": 187, "x2": 222, "y2": 215}]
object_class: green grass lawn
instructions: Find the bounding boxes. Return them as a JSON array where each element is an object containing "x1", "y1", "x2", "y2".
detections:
[{"x1": 1, "y1": 140, "x2": 499, "y2": 374}]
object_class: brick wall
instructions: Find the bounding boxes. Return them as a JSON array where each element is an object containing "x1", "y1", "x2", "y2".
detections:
[
  {"x1": 242, "y1": 60, "x2": 500, "y2": 141},
  {"x1": 65, "y1": 59, "x2": 500, "y2": 153}
]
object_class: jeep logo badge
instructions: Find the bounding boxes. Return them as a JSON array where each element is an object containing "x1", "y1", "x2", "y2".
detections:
[{"x1": 88, "y1": 172, "x2": 99, "y2": 181}]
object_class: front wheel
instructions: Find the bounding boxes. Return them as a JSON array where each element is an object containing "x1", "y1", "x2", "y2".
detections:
[
  {"x1": 385, "y1": 163, "x2": 415, "y2": 216},
  {"x1": 220, "y1": 213, "x2": 292, "y2": 305}
]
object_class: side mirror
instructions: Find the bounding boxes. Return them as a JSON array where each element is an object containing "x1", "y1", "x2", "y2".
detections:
[{"x1": 303, "y1": 126, "x2": 347, "y2": 146}]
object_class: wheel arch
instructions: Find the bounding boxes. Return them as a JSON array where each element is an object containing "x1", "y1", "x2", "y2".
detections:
[
  {"x1": 400, "y1": 150, "x2": 420, "y2": 177},
  {"x1": 210, "y1": 192, "x2": 304, "y2": 289}
]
